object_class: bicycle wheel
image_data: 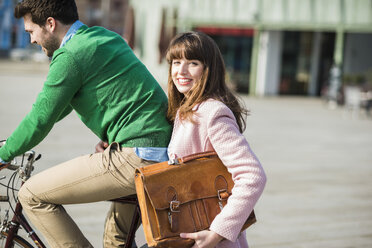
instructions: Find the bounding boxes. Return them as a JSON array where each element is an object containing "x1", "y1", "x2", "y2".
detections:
[{"x1": 0, "y1": 231, "x2": 34, "y2": 248}]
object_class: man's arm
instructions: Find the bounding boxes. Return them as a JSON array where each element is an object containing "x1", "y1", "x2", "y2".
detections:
[
  {"x1": 0, "y1": 50, "x2": 81, "y2": 161},
  {"x1": 56, "y1": 105, "x2": 73, "y2": 122}
]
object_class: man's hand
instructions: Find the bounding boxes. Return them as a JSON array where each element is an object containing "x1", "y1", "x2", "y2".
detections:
[
  {"x1": 180, "y1": 230, "x2": 223, "y2": 248},
  {"x1": 95, "y1": 141, "x2": 109, "y2": 153}
]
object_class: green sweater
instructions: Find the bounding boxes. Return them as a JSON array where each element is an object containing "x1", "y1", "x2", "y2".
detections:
[{"x1": 0, "y1": 25, "x2": 171, "y2": 161}]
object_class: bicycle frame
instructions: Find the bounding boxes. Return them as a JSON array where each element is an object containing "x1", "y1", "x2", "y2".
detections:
[
  {"x1": 0, "y1": 145, "x2": 46, "y2": 248},
  {"x1": 4, "y1": 192, "x2": 46, "y2": 248}
]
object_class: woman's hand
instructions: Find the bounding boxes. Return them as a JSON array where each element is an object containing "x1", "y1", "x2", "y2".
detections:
[
  {"x1": 95, "y1": 141, "x2": 109, "y2": 153},
  {"x1": 180, "y1": 230, "x2": 223, "y2": 248}
]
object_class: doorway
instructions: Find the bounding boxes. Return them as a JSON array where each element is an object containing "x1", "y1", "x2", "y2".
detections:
[{"x1": 279, "y1": 31, "x2": 335, "y2": 96}]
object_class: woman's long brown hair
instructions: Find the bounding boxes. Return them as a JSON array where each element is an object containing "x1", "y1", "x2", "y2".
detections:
[{"x1": 166, "y1": 31, "x2": 248, "y2": 133}]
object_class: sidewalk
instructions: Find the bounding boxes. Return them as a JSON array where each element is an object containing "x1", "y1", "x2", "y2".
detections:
[
  {"x1": 242, "y1": 96, "x2": 372, "y2": 247},
  {"x1": 1, "y1": 61, "x2": 371, "y2": 247}
]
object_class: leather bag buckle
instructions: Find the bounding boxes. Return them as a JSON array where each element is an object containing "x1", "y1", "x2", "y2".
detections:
[
  {"x1": 169, "y1": 200, "x2": 180, "y2": 212},
  {"x1": 217, "y1": 189, "x2": 229, "y2": 201}
]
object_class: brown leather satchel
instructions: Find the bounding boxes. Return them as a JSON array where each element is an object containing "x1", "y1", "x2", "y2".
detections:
[{"x1": 134, "y1": 151, "x2": 256, "y2": 248}]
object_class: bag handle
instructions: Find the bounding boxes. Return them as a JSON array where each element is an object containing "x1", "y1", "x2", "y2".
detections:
[{"x1": 178, "y1": 151, "x2": 217, "y2": 163}]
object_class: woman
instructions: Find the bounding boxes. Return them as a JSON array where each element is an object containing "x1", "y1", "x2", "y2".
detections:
[{"x1": 166, "y1": 31, "x2": 267, "y2": 248}]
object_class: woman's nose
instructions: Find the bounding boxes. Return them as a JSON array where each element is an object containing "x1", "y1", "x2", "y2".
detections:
[{"x1": 178, "y1": 63, "x2": 188, "y2": 75}]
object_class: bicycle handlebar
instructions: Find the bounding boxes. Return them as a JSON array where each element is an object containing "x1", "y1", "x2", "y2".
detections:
[{"x1": 0, "y1": 140, "x2": 41, "y2": 176}]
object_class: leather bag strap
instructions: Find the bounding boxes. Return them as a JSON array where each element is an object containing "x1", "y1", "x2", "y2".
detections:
[
  {"x1": 167, "y1": 187, "x2": 180, "y2": 232},
  {"x1": 178, "y1": 151, "x2": 217, "y2": 163}
]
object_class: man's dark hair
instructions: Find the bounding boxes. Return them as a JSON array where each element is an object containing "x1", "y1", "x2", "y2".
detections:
[{"x1": 14, "y1": 0, "x2": 79, "y2": 26}]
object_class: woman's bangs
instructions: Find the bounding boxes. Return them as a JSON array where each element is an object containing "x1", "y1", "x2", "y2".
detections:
[
  {"x1": 167, "y1": 43, "x2": 185, "y2": 62},
  {"x1": 183, "y1": 43, "x2": 203, "y2": 62},
  {"x1": 168, "y1": 40, "x2": 204, "y2": 62}
]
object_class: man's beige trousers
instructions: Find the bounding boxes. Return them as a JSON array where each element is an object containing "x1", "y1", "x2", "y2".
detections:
[{"x1": 18, "y1": 143, "x2": 153, "y2": 248}]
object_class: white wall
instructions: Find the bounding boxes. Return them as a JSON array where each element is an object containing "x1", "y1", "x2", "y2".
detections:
[
  {"x1": 256, "y1": 31, "x2": 282, "y2": 96},
  {"x1": 131, "y1": 1, "x2": 170, "y2": 88}
]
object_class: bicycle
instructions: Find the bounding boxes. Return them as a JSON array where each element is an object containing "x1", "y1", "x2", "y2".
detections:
[
  {"x1": 0, "y1": 140, "x2": 146, "y2": 248},
  {"x1": 0, "y1": 141, "x2": 44, "y2": 248}
]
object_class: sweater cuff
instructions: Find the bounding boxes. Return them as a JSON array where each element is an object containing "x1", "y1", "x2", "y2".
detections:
[
  {"x1": 0, "y1": 147, "x2": 11, "y2": 162},
  {"x1": 0, "y1": 157, "x2": 9, "y2": 164},
  {"x1": 209, "y1": 225, "x2": 235, "y2": 242}
]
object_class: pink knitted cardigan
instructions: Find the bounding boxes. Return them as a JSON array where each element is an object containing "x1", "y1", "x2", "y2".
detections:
[{"x1": 168, "y1": 99, "x2": 266, "y2": 248}]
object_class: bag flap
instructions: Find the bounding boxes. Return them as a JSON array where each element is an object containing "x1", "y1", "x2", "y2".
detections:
[{"x1": 136, "y1": 155, "x2": 234, "y2": 210}]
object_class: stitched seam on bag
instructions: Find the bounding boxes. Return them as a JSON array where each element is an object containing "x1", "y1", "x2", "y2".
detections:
[
  {"x1": 187, "y1": 204, "x2": 197, "y2": 232},
  {"x1": 202, "y1": 199, "x2": 211, "y2": 226},
  {"x1": 194, "y1": 201, "x2": 202, "y2": 230}
]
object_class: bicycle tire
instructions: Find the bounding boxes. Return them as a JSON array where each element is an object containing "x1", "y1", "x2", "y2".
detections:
[{"x1": 0, "y1": 231, "x2": 35, "y2": 248}]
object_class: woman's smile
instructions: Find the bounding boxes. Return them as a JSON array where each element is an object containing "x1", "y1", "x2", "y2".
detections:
[{"x1": 171, "y1": 58, "x2": 204, "y2": 94}]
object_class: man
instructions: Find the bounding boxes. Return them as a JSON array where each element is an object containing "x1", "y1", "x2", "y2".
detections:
[{"x1": 0, "y1": 0, "x2": 171, "y2": 247}]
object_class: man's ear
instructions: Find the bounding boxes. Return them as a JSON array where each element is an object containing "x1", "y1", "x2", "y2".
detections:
[{"x1": 45, "y1": 17, "x2": 56, "y2": 32}]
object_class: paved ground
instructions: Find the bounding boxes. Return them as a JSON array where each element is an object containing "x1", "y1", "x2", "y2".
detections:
[{"x1": 1, "y1": 59, "x2": 371, "y2": 247}]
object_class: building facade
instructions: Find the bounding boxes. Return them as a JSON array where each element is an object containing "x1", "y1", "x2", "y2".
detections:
[
  {"x1": 1, "y1": 0, "x2": 372, "y2": 97},
  {"x1": 75, "y1": 0, "x2": 131, "y2": 37},
  {"x1": 0, "y1": 0, "x2": 29, "y2": 54},
  {"x1": 0, "y1": 0, "x2": 131, "y2": 54},
  {"x1": 129, "y1": 0, "x2": 372, "y2": 96}
]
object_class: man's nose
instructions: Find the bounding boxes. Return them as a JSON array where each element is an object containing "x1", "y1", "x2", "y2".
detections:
[{"x1": 30, "y1": 36, "x2": 36, "y2": 44}]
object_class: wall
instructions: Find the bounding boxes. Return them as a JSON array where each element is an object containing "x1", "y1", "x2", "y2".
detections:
[
  {"x1": 343, "y1": 33, "x2": 372, "y2": 75},
  {"x1": 256, "y1": 31, "x2": 282, "y2": 96}
]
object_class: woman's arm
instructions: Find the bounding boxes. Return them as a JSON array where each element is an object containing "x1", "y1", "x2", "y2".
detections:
[{"x1": 206, "y1": 103, "x2": 267, "y2": 242}]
